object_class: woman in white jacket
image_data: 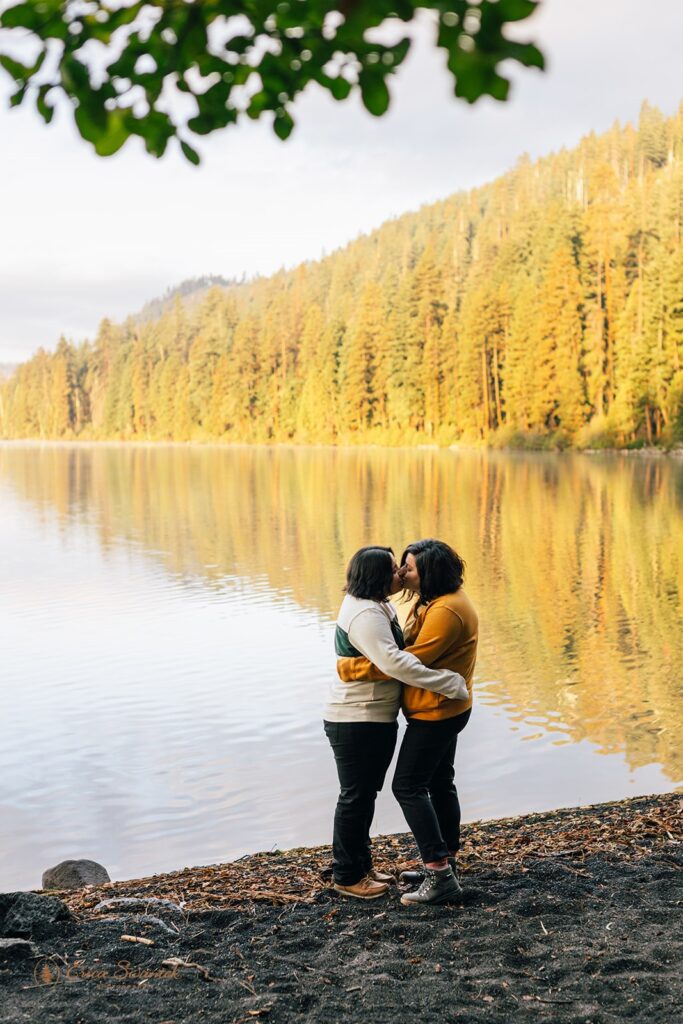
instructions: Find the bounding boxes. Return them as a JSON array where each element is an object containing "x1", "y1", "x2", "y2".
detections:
[{"x1": 323, "y1": 545, "x2": 467, "y2": 900}]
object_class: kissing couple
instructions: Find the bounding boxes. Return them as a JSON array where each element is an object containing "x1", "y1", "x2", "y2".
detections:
[{"x1": 324, "y1": 538, "x2": 478, "y2": 907}]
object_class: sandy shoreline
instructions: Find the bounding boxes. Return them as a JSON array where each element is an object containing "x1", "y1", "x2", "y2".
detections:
[{"x1": 1, "y1": 792, "x2": 681, "y2": 1022}]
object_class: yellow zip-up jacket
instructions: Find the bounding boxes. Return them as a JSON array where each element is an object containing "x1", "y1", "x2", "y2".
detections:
[{"x1": 337, "y1": 589, "x2": 478, "y2": 721}]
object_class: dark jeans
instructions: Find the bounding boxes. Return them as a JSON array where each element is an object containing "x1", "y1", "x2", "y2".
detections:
[
  {"x1": 323, "y1": 719, "x2": 398, "y2": 886},
  {"x1": 392, "y1": 709, "x2": 471, "y2": 864}
]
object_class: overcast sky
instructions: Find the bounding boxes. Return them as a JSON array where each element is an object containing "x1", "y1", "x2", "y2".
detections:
[{"x1": 1, "y1": 0, "x2": 682, "y2": 364}]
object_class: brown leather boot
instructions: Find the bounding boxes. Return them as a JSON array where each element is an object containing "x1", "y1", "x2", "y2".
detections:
[
  {"x1": 333, "y1": 874, "x2": 390, "y2": 899},
  {"x1": 368, "y1": 867, "x2": 397, "y2": 885}
]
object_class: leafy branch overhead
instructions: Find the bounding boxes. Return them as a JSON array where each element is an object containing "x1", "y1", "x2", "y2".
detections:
[{"x1": 0, "y1": 0, "x2": 544, "y2": 162}]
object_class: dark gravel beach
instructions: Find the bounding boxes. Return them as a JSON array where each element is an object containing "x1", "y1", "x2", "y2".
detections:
[{"x1": 1, "y1": 793, "x2": 680, "y2": 1024}]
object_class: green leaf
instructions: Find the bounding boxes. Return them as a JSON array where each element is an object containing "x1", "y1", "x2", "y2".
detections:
[
  {"x1": 9, "y1": 83, "x2": 26, "y2": 107},
  {"x1": 246, "y1": 89, "x2": 273, "y2": 119},
  {"x1": 495, "y1": 0, "x2": 540, "y2": 23},
  {"x1": 108, "y1": 48, "x2": 137, "y2": 79},
  {"x1": 327, "y1": 76, "x2": 351, "y2": 101},
  {"x1": 61, "y1": 55, "x2": 90, "y2": 92},
  {"x1": 225, "y1": 35, "x2": 254, "y2": 56},
  {"x1": 485, "y1": 73, "x2": 509, "y2": 103},
  {"x1": 36, "y1": 84, "x2": 54, "y2": 124},
  {"x1": 359, "y1": 70, "x2": 390, "y2": 116},
  {"x1": 0, "y1": 54, "x2": 30, "y2": 81},
  {"x1": 93, "y1": 110, "x2": 130, "y2": 156},
  {"x1": 180, "y1": 139, "x2": 200, "y2": 165},
  {"x1": 0, "y1": 2, "x2": 40, "y2": 29},
  {"x1": 140, "y1": 109, "x2": 174, "y2": 157},
  {"x1": 189, "y1": 86, "x2": 238, "y2": 133},
  {"x1": 1, "y1": 1, "x2": 69, "y2": 39},
  {"x1": 273, "y1": 109, "x2": 294, "y2": 140},
  {"x1": 387, "y1": 37, "x2": 411, "y2": 68},
  {"x1": 177, "y1": 8, "x2": 208, "y2": 66},
  {"x1": 503, "y1": 40, "x2": 545, "y2": 70},
  {"x1": 74, "y1": 97, "x2": 107, "y2": 143},
  {"x1": 449, "y1": 51, "x2": 507, "y2": 103}
]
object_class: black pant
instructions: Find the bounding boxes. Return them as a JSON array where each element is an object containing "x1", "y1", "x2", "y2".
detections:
[
  {"x1": 323, "y1": 720, "x2": 398, "y2": 886},
  {"x1": 392, "y1": 709, "x2": 471, "y2": 864}
]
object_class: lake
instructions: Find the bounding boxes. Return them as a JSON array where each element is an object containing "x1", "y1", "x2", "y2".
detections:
[{"x1": 1, "y1": 442, "x2": 681, "y2": 892}]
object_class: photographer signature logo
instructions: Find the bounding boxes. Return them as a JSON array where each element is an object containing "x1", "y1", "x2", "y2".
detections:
[
  {"x1": 34, "y1": 961, "x2": 62, "y2": 986},
  {"x1": 34, "y1": 958, "x2": 188, "y2": 985}
]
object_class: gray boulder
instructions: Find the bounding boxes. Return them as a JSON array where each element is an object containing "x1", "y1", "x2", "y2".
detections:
[
  {"x1": 42, "y1": 859, "x2": 110, "y2": 890},
  {"x1": 0, "y1": 892, "x2": 73, "y2": 937}
]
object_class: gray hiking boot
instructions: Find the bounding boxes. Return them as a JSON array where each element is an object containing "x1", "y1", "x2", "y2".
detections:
[
  {"x1": 399, "y1": 856, "x2": 458, "y2": 887},
  {"x1": 400, "y1": 865, "x2": 462, "y2": 906}
]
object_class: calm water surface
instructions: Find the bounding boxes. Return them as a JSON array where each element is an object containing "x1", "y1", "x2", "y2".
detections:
[{"x1": 1, "y1": 442, "x2": 681, "y2": 891}]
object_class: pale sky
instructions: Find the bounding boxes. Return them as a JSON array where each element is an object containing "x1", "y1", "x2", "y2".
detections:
[{"x1": 1, "y1": 0, "x2": 682, "y2": 364}]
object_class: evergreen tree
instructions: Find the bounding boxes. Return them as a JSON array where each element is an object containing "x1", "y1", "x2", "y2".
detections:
[{"x1": 338, "y1": 282, "x2": 385, "y2": 434}]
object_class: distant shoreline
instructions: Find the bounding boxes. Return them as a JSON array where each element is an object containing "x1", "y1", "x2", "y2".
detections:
[{"x1": 1, "y1": 437, "x2": 682, "y2": 457}]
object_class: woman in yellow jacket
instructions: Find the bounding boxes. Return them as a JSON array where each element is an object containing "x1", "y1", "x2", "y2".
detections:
[{"x1": 337, "y1": 538, "x2": 478, "y2": 907}]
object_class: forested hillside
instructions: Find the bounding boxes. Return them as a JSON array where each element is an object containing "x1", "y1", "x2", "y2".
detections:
[
  {"x1": 134, "y1": 276, "x2": 232, "y2": 324},
  {"x1": 2, "y1": 102, "x2": 682, "y2": 448}
]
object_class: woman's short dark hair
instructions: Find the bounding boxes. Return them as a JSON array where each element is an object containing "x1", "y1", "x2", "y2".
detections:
[
  {"x1": 401, "y1": 538, "x2": 465, "y2": 605},
  {"x1": 345, "y1": 546, "x2": 394, "y2": 602}
]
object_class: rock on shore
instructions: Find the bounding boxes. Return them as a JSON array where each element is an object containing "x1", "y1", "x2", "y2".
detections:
[
  {"x1": 42, "y1": 859, "x2": 110, "y2": 890},
  {"x1": 0, "y1": 792, "x2": 680, "y2": 1024}
]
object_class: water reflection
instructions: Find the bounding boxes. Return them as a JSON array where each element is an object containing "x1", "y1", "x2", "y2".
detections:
[{"x1": 0, "y1": 443, "x2": 681, "y2": 889}]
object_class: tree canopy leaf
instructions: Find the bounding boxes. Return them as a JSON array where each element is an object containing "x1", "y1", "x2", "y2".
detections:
[{"x1": 0, "y1": 0, "x2": 544, "y2": 163}]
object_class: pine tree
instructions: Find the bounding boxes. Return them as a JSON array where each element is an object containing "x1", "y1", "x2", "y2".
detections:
[
  {"x1": 532, "y1": 245, "x2": 586, "y2": 434},
  {"x1": 49, "y1": 338, "x2": 76, "y2": 437},
  {"x1": 338, "y1": 282, "x2": 385, "y2": 434}
]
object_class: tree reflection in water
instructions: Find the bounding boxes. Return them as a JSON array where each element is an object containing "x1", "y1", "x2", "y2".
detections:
[{"x1": 1, "y1": 442, "x2": 681, "y2": 783}]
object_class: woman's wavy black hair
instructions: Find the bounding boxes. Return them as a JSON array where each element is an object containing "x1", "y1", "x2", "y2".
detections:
[
  {"x1": 401, "y1": 538, "x2": 465, "y2": 605},
  {"x1": 344, "y1": 546, "x2": 395, "y2": 602}
]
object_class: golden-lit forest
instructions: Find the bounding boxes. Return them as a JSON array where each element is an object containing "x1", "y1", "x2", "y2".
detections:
[
  {"x1": 2, "y1": 101, "x2": 683, "y2": 447},
  {"x1": 1, "y1": 443, "x2": 680, "y2": 782}
]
